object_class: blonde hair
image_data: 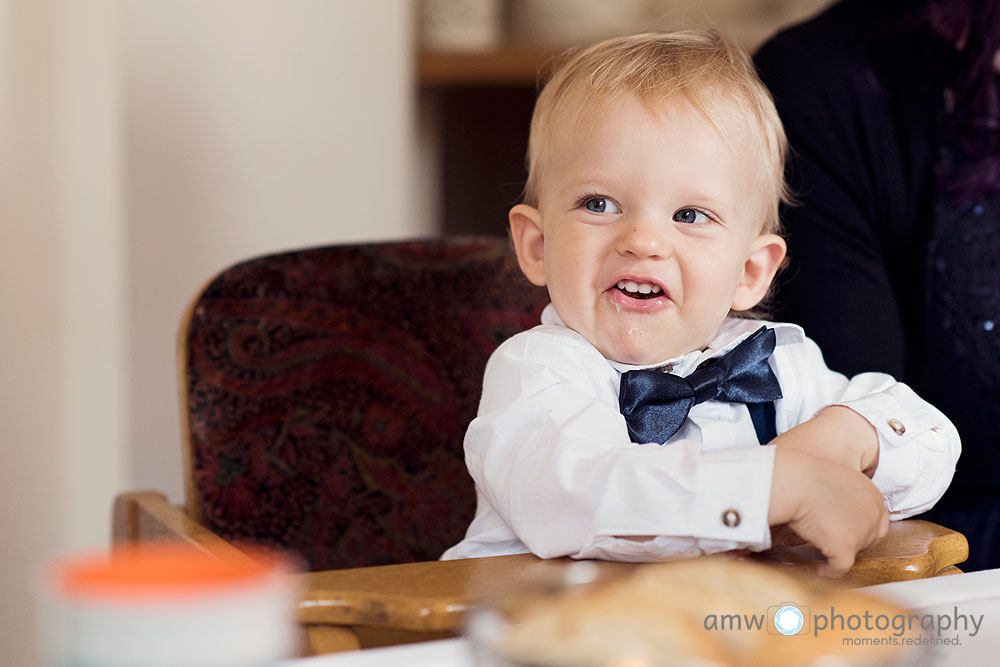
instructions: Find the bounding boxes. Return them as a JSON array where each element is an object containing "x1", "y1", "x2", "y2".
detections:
[{"x1": 524, "y1": 30, "x2": 790, "y2": 234}]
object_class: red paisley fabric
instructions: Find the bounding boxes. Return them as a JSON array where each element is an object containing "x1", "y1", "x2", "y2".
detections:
[{"x1": 184, "y1": 238, "x2": 548, "y2": 570}]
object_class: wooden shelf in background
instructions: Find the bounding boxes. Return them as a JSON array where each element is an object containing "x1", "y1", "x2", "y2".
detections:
[{"x1": 418, "y1": 45, "x2": 561, "y2": 87}]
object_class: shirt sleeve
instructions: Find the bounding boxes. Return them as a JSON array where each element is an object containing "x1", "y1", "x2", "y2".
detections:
[
  {"x1": 772, "y1": 335, "x2": 960, "y2": 519},
  {"x1": 465, "y1": 329, "x2": 775, "y2": 561}
]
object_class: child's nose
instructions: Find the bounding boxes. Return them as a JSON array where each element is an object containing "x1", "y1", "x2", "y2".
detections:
[{"x1": 616, "y1": 217, "x2": 671, "y2": 259}]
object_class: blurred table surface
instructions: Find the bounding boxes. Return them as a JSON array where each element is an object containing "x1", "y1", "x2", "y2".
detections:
[{"x1": 285, "y1": 566, "x2": 1000, "y2": 666}]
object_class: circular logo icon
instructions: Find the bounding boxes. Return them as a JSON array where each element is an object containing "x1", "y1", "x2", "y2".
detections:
[{"x1": 774, "y1": 605, "x2": 805, "y2": 636}]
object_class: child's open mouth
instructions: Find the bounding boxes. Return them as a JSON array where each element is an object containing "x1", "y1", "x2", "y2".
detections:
[{"x1": 616, "y1": 280, "x2": 662, "y2": 300}]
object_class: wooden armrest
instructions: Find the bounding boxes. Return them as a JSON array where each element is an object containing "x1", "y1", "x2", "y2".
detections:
[
  {"x1": 753, "y1": 519, "x2": 969, "y2": 586},
  {"x1": 112, "y1": 491, "x2": 258, "y2": 564}
]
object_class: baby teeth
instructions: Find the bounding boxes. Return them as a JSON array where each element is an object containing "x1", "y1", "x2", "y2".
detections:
[{"x1": 616, "y1": 280, "x2": 662, "y2": 295}]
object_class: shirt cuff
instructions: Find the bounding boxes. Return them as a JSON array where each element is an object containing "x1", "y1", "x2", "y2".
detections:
[
  {"x1": 834, "y1": 384, "x2": 945, "y2": 504},
  {"x1": 691, "y1": 445, "x2": 774, "y2": 546}
]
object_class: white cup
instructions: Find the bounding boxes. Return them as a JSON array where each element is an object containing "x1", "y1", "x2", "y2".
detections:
[{"x1": 40, "y1": 543, "x2": 300, "y2": 667}]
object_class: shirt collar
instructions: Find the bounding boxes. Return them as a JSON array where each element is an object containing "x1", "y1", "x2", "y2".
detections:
[{"x1": 540, "y1": 303, "x2": 804, "y2": 376}]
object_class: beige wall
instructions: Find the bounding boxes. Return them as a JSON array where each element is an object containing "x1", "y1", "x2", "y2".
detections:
[
  {"x1": 1, "y1": 1, "x2": 127, "y2": 665},
  {"x1": 0, "y1": 1, "x2": 419, "y2": 664},
  {"x1": 123, "y1": 0, "x2": 422, "y2": 504}
]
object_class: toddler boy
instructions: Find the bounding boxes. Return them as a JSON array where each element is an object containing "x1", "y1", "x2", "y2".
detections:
[{"x1": 442, "y1": 31, "x2": 959, "y2": 576}]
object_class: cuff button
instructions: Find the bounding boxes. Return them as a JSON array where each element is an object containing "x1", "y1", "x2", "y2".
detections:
[
  {"x1": 887, "y1": 418, "x2": 906, "y2": 436},
  {"x1": 722, "y1": 509, "x2": 741, "y2": 528}
]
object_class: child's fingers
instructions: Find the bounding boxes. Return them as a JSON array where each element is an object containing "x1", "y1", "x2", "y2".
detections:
[
  {"x1": 858, "y1": 505, "x2": 889, "y2": 551},
  {"x1": 863, "y1": 510, "x2": 890, "y2": 550},
  {"x1": 815, "y1": 562, "x2": 834, "y2": 578},
  {"x1": 818, "y1": 547, "x2": 855, "y2": 578},
  {"x1": 822, "y1": 501, "x2": 886, "y2": 576}
]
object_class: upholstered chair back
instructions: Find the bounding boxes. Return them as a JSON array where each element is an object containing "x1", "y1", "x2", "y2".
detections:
[{"x1": 181, "y1": 238, "x2": 548, "y2": 570}]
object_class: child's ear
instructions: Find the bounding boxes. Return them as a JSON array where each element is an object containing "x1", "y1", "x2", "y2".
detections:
[
  {"x1": 731, "y1": 234, "x2": 787, "y2": 311},
  {"x1": 509, "y1": 204, "x2": 547, "y2": 286}
]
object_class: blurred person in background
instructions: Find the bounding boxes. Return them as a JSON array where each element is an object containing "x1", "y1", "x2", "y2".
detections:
[{"x1": 755, "y1": 0, "x2": 1000, "y2": 569}]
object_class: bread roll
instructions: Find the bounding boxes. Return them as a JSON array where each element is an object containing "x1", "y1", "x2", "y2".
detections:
[{"x1": 484, "y1": 557, "x2": 921, "y2": 667}]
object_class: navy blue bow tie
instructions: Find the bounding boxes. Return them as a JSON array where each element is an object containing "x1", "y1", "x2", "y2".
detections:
[{"x1": 618, "y1": 326, "x2": 782, "y2": 444}]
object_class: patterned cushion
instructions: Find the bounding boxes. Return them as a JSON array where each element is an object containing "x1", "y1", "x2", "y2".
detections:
[{"x1": 184, "y1": 237, "x2": 549, "y2": 570}]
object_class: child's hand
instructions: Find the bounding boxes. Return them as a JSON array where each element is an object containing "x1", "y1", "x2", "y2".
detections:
[
  {"x1": 768, "y1": 448, "x2": 889, "y2": 577},
  {"x1": 772, "y1": 406, "x2": 880, "y2": 477},
  {"x1": 769, "y1": 524, "x2": 807, "y2": 547}
]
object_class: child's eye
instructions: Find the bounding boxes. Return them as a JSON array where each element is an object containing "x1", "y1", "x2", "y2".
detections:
[
  {"x1": 582, "y1": 197, "x2": 621, "y2": 214},
  {"x1": 673, "y1": 208, "x2": 712, "y2": 224}
]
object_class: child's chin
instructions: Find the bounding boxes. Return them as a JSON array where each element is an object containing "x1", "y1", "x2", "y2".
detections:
[{"x1": 604, "y1": 341, "x2": 667, "y2": 367}]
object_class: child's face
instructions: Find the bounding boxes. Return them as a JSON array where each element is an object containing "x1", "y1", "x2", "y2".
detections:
[{"x1": 511, "y1": 94, "x2": 785, "y2": 365}]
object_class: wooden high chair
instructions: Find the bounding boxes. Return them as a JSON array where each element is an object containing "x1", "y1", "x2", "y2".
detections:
[{"x1": 113, "y1": 237, "x2": 967, "y2": 655}]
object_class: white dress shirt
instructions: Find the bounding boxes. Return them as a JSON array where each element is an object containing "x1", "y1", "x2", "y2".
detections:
[{"x1": 441, "y1": 305, "x2": 960, "y2": 562}]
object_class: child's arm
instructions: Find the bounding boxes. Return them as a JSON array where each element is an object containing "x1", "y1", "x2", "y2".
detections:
[
  {"x1": 771, "y1": 406, "x2": 879, "y2": 476},
  {"x1": 768, "y1": 448, "x2": 889, "y2": 577},
  {"x1": 620, "y1": 446, "x2": 890, "y2": 576},
  {"x1": 772, "y1": 332, "x2": 960, "y2": 519}
]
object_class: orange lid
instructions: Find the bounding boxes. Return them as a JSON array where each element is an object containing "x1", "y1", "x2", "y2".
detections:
[{"x1": 53, "y1": 542, "x2": 290, "y2": 601}]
